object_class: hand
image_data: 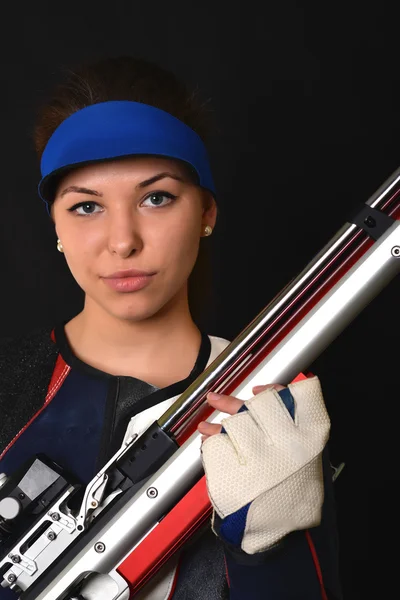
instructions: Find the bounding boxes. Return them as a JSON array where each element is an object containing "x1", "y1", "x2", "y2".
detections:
[
  {"x1": 200, "y1": 376, "x2": 330, "y2": 554},
  {"x1": 197, "y1": 383, "x2": 285, "y2": 442}
]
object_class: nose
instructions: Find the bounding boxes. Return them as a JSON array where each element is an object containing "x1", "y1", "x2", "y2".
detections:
[{"x1": 107, "y1": 211, "x2": 143, "y2": 258}]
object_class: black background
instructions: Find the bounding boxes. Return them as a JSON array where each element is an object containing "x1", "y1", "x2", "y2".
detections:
[{"x1": 1, "y1": 2, "x2": 400, "y2": 597}]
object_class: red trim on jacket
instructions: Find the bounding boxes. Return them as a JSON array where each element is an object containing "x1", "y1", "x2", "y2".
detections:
[
  {"x1": 305, "y1": 530, "x2": 329, "y2": 600},
  {"x1": 224, "y1": 555, "x2": 230, "y2": 588},
  {"x1": 0, "y1": 329, "x2": 70, "y2": 461},
  {"x1": 44, "y1": 352, "x2": 70, "y2": 404}
]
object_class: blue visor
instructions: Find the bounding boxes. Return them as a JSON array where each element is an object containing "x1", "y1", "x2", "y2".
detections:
[{"x1": 38, "y1": 100, "x2": 216, "y2": 210}]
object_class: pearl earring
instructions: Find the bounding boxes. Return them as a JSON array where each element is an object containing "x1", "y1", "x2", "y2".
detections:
[
  {"x1": 203, "y1": 225, "x2": 213, "y2": 237},
  {"x1": 57, "y1": 239, "x2": 64, "y2": 253}
]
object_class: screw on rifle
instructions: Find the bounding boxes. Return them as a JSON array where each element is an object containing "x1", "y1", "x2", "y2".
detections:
[
  {"x1": 11, "y1": 555, "x2": 21, "y2": 563},
  {"x1": 7, "y1": 574, "x2": 17, "y2": 584},
  {"x1": 146, "y1": 487, "x2": 158, "y2": 498},
  {"x1": 94, "y1": 542, "x2": 106, "y2": 553},
  {"x1": 391, "y1": 246, "x2": 400, "y2": 257},
  {"x1": 51, "y1": 512, "x2": 60, "y2": 521},
  {"x1": 364, "y1": 215, "x2": 376, "y2": 228},
  {"x1": 47, "y1": 531, "x2": 57, "y2": 541}
]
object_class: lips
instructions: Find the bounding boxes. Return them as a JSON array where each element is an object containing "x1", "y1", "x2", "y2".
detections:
[
  {"x1": 101, "y1": 269, "x2": 156, "y2": 293},
  {"x1": 103, "y1": 269, "x2": 155, "y2": 279}
]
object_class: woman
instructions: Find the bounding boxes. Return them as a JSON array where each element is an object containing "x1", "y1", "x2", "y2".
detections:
[{"x1": 0, "y1": 56, "x2": 342, "y2": 599}]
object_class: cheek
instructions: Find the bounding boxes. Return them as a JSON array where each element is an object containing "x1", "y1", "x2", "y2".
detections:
[
  {"x1": 156, "y1": 220, "x2": 200, "y2": 269},
  {"x1": 60, "y1": 229, "x2": 101, "y2": 282},
  {"x1": 62, "y1": 252, "x2": 90, "y2": 289}
]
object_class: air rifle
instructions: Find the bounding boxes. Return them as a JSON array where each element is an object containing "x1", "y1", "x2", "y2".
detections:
[{"x1": 1, "y1": 166, "x2": 400, "y2": 599}]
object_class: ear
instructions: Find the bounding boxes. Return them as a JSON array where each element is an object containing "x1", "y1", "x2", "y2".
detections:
[{"x1": 202, "y1": 192, "x2": 218, "y2": 229}]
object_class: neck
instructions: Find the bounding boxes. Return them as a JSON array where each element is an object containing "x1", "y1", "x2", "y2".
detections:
[{"x1": 63, "y1": 287, "x2": 202, "y2": 386}]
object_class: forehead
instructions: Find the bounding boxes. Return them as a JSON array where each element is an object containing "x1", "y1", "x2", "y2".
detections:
[{"x1": 56, "y1": 156, "x2": 194, "y2": 190}]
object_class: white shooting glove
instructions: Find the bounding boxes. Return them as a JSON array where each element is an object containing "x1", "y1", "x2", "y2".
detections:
[{"x1": 201, "y1": 376, "x2": 330, "y2": 554}]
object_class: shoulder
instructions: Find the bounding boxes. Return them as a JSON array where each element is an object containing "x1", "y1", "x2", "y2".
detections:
[
  {"x1": 0, "y1": 325, "x2": 59, "y2": 392},
  {"x1": 0, "y1": 325, "x2": 56, "y2": 358},
  {"x1": 0, "y1": 326, "x2": 61, "y2": 456}
]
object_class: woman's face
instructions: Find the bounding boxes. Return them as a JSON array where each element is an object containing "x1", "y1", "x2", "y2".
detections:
[{"x1": 52, "y1": 156, "x2": 216, "y2": 322}]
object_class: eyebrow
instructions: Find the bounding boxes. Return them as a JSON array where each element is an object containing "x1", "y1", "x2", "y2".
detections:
[
  {"x1": 60, "y1": 186, "x2": 103, "y2": 198},
  {"x1": 137, "y1": 172, "x2": 186, "y2": 188},
  {"x1": 60, "y1": 172, "x2": 186, "y2": 198}
]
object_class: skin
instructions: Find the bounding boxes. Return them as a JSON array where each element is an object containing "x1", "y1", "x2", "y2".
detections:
[
  {"x1": 51, "y1": 155, "x2": 216, "y2": 387},
  {"x1": 51, "y1": 154, "x2": 284, "y2": 438},
  {"x1": 198, "y1": 384, "x2": 285, "y2": 441}
]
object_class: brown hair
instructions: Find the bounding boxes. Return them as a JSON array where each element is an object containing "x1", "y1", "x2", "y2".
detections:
[
  {"x1": 34, "y1": 55, "x2": 214, "y2": 161},
  {"x1": 34, "y1": 55, "x2": 216, "y2": 326}
]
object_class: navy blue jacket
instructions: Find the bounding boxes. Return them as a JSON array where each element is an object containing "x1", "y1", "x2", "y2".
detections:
[{"x1": 0, "y1": 324, "x2": 343, "y2": 599}]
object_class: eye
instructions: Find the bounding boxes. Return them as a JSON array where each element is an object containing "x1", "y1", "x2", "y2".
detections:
[
  {"x1": 68, "y1": 201, "x2": 103, "y2": 216},
  {"x1": 141, "y1": 191, "x2": 177, "y2": 208}
]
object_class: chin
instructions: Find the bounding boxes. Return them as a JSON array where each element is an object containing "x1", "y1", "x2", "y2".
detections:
[
  {"x1": 118, "y1": 310, "x2": 160, "y2": 323},
  {"x1": 106, "y1": 297, "x2": 171, "y2": 323},
  {"x1": 89, "y1": 280, "x2": 183, "y2": 323}
]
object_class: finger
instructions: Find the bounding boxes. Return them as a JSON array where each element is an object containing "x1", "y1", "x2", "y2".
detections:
[
  {"x1": 198, "y1": 421, "x2": 222, "y2": 436},
  {"x1": 252, "y1": 383, "x2": 285, "y2": 395},
  {"x1": 206, "y1": 392, "x2": 244, "y2": 414}
]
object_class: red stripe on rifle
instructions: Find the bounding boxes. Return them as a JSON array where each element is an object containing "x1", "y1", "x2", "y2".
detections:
[{"x1": 117, "y1": 475, "x2": 212, "y2": 595}]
